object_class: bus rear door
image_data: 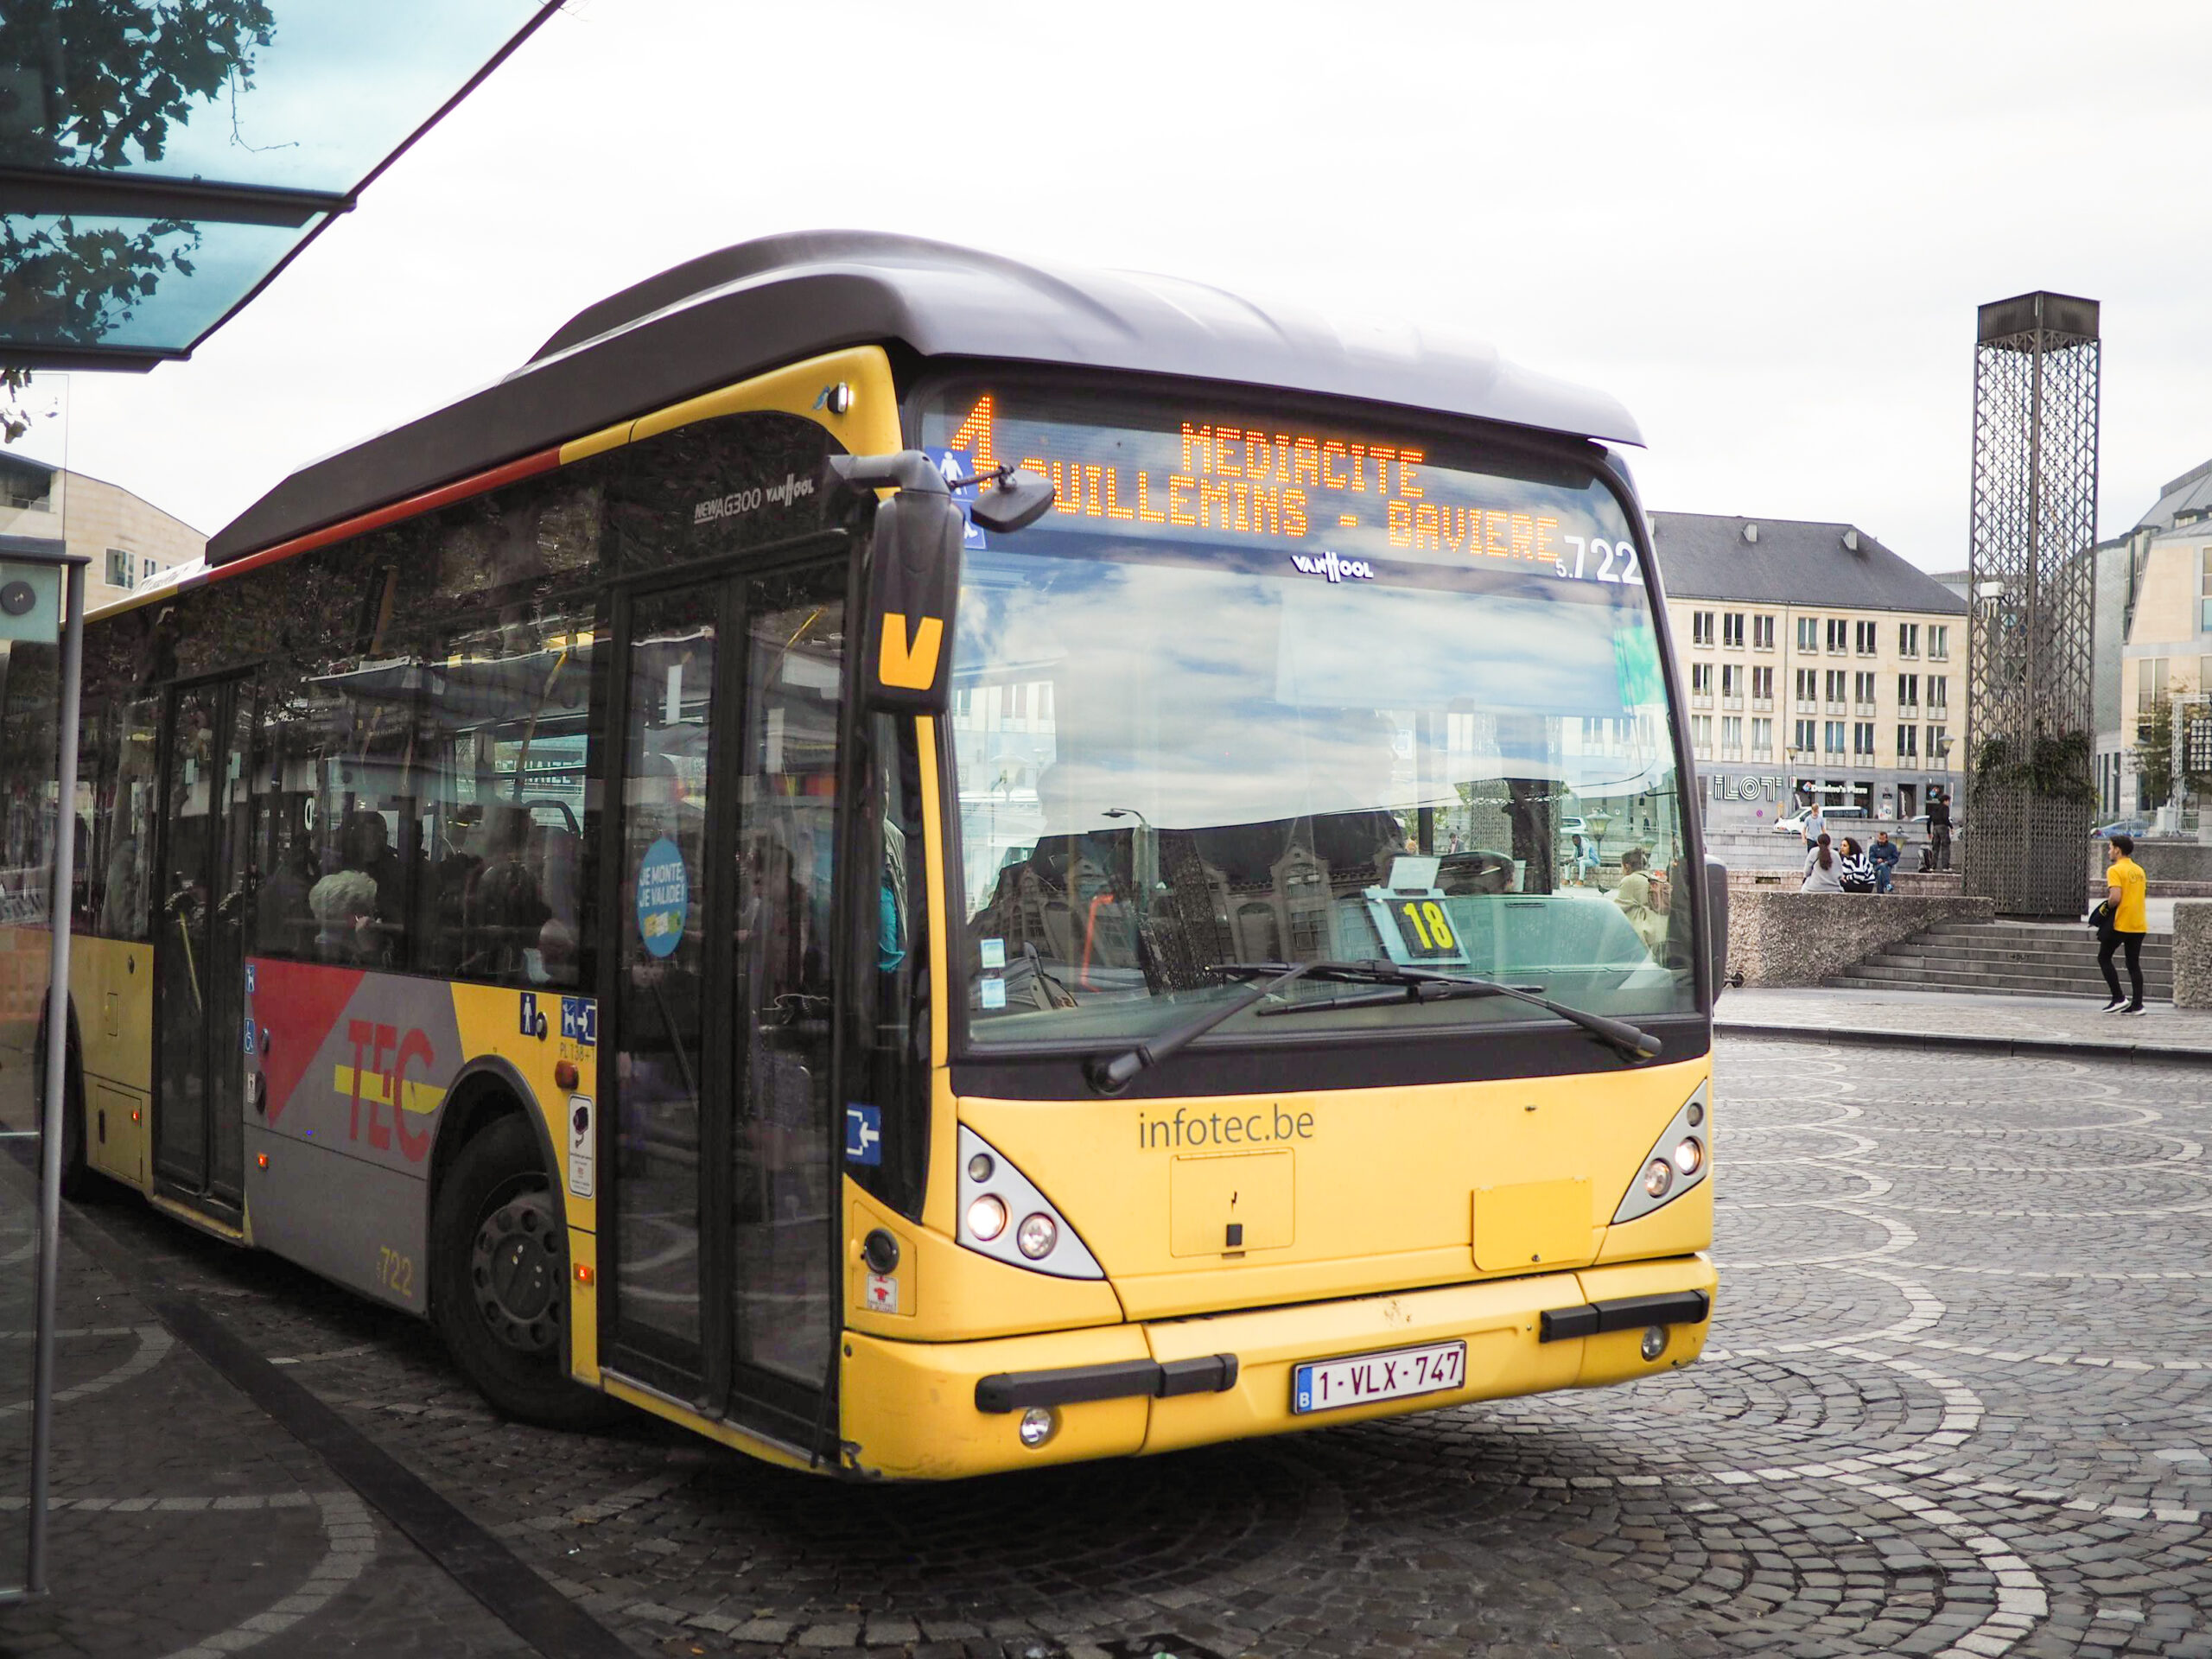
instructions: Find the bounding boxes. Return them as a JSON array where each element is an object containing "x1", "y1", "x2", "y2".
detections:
[
  {"x1": 152, "y1": 674, "x2": 253, "y2": 1218},
  {"x1": 598, "y1": 557, "x2": 846, "y2": 1447}
]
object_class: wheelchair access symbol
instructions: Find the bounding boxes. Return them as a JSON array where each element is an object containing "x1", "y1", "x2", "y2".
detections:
[{"x1": 844, "y1": 1104, "x2": 882, "y2": 1166}]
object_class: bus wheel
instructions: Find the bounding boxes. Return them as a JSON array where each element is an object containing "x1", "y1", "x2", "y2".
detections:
[{"x1": 430, "y1": 1115, "x2": 618, "y2": 1430}]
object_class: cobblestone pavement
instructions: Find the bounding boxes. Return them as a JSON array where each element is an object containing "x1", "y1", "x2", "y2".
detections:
[
  {"x1": 3, "y1": 1039, "x2": 2209, "y2": 1657},
  {"x1": 1720, "y1": 987, "x2": 2212, "y2": 1058}
]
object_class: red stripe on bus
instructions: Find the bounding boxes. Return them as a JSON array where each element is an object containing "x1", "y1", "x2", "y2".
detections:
[{"x1": 210, "y1": 448, "x2": 564, "y2": 585}]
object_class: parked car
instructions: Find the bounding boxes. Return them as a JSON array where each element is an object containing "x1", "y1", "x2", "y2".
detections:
[
  {"x1": 2091, "y1": 817, "x2": 2149, "y2": 840},
  {"x1": 1774, "y1": 805, "x2": 1869, "y2": 836}
]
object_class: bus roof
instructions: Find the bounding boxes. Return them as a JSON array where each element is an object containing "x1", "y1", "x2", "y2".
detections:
[{"x1": 208, "y1": 230, "x2": 1643, "y2": 566}]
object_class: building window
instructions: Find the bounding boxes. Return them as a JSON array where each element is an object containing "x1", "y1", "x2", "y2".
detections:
[
  {"x1": 1897, "y1": 672, "x2": 1919, "y2": 709},
  {"x1": 1751, "y1": 717, "x2": 1772, "y2": 755},
  {"x1": 142, "y1": 555, "x2": 159, "y2": 583},
  {"x1": 1826, "y1": 618, "x2": 1848, "y2": 653},
  {"x1": 1928, "y1": 676, "x2": 1948, "y2": 711},
  {"x1": 2201, "y1": 549, "x2": 2212, "y2": 632},
  {"x1": 1853, "y1": 721, "x2": 1876, "y2": 756},
  {"x1": 2, "y1": 470, "x2": 53, "y2": 512},
  {"x1": 1853, "y1": 671, "x2": 1877, "y2": 706},
  {"x1": 1854, "y1": 620, "x2": 1877, "y2": 654},
  {"x1": 1691, "y1": 663, "x2": 1713, "y2": 702},
  {"x1": 104, "y1": 549, "x2": 133, "y2": 588},
  {"x1": 1796, "y1": 617, "x2": 1819, "y2": 652},
  {"x1": 1692, "y1": 714, "x2": 1713, "y2": 755},
  {"x1": 1898, "y1": 622, "x2": 1920, "y2": 658},
  {"x1": 1824, "y1": 669, "x2": 1846, "y2": 704},
  {"x1": 1824, "y1": 720, "x2": 1846, "y2": 754},
  {"x1": 1929, "y1": 624, "x2": 1948, "y2": 659},
  {"x1": 1928, "y1": 724, "x2": 1948, "y2": 766},
  {"x1": 1720, "y1": 664, "x2": 1742, "y2": 702},
  {"x1": 1897, "y1": 724, "x2": 1918, "y2": 759},
  {"x1": 1692, "y1": 610, "x2": 1715, "y2": 647},
  {"x1": 1793, "y1": 718, "x2": 1817, "y2": 753},
  {"x1": 1753, "y1": 614, "x2": 1776, "y2": 650},
  {"x1": 1751, "y1": 665, "x2": 1774, "y2": 702},
  {"x1": 1721, "y1": 715, "x2": 1743, "y2": 752},
  {"x1": 1795, "y1": 668, "x2": 1818, "y2": 704},
  {"x1": 1722, "y1": 612, "x2": 1745, "y2": 648},
  {"x1": 2136, "y1": 658, "x2": 2170, "y2": 712}
]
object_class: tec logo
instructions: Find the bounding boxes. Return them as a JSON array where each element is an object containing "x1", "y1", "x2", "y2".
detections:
[
  {"x1": 558, "y1": 996, "x2": 597, "y2": 1046},
  {"x1": 844, "y1": 1104, "x2": 882, "y2": 1166}
]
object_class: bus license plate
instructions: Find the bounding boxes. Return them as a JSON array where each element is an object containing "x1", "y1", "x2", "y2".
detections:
[{"x1": 1292, "y1": 1340, "x2": 1466, "y2": 1415}]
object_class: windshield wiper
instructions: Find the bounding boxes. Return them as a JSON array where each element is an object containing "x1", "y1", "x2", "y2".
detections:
[
  {"x1": 1255, "y1": 963, "x2": 1663, "y2": 1063},
  {"x1": 1084, "y1": 960, "x2": 1403, "y2": 1093}
]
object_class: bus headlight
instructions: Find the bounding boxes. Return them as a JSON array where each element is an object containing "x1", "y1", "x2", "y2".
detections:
[
  {"x1": 1017, "y1": 1213, "x2": 1058, "y2": 1259},
  {"x1": 955, "y1": 1127, "x2": 1105, "y2": 1280},
  {"x1": 1613, "y1": 1082, "x2": 1713, "y2": 1224}
]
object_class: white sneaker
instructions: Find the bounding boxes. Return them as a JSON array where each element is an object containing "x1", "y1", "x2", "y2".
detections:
[{"x1": 2100, "y1": 998, "x2": 2126, "y2": 1013}]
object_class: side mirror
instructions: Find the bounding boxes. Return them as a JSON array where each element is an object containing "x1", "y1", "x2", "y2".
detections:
[
  {"x1": 969, "y1": 468, "x2": 1055, "y2": 534},
  {"x1": 834, "y1": 452, "x2": 1058, "y2": 714},
  {"x1": 834, "y1": 452, "x2": 967, "y2": 715}
]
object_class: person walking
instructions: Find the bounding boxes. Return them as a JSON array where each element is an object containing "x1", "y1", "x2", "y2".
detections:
[
  {"x1": 1926, "y1": 791, "x2": 1953, "y2": 871},
  {"x1": 1869, "y1": 830, "x2": 1901, "y2": 894},
  {"x1": 2098, "y1": 832, "x2": 2150, "y2": 1014},
  {"x1": 1799, "y1": 800, "x2": 1828, "y2": 857},
  {"x1": 1802, "y1": 832, "x2": 1845, "y2": 893}
]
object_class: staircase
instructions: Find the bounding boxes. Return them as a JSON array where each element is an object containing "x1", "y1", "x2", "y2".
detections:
[{"x1": 1826, "y1": 918, "x2": 2176, "y2": 1000}]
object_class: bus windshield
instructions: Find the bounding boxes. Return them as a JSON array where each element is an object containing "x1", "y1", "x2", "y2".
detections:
[{"x1": 916, "y1": 383, "x2": 1696, "y2": 1049}]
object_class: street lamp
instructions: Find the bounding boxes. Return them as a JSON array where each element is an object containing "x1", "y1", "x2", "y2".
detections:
[
  {"x1": 1584, "y1": 808, "x2": 1615, "y2": 870},
  {"x1": 1102, "y1": 806, "x2": 1160, "y2": 893}
]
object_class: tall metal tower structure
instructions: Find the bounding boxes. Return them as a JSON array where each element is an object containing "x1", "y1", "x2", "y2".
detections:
[{"x1": 1964, "y1": 291, "x2": 2101, "y2": 916}]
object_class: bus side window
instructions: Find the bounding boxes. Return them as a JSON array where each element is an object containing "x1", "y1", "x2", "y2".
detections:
[{"x1": 99, "y1": 696, "x2": 161, "y2": 943}]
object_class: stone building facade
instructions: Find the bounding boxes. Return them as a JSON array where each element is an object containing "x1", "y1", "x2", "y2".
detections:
[
  {"x1": 0, "y1": 452, "x2": 206, "y2": 603},
  {"x1": 1650, "y1": 512, "x2": 1969, "y2": 830}
]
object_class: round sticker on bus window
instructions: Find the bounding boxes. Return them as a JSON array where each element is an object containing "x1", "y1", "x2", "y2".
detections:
[{"x1": 635, "y1": 836, "x2": 688, "y2": 957}]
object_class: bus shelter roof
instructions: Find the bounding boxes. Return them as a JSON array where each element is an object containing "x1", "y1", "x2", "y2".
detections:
[{"x1": 0, "y1": 3, "x2": 559, "y2": 372}]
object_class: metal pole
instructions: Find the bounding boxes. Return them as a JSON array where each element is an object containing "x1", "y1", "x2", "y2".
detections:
[{"x1": 28, "y1": 559, "x2": 85, "y2": 1596}]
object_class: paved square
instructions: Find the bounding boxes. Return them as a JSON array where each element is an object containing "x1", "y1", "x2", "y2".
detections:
[{"x1": 5, "y1": 1037, "x2": 2209, "y2": 1656}]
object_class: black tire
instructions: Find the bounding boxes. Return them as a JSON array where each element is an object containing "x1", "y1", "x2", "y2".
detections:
[{"x1": 429, "y1": 1113, "x2": 620, "y2": 1429}]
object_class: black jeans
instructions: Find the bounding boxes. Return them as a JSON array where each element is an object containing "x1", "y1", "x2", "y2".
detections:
[{"x1": 2098, "y1": 930, "x2": 2145, "y2": 1007}]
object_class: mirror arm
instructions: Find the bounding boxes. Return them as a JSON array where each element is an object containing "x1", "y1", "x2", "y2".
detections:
[{"x1": 830, "y1": 452, "x2": 949, "y2": 495}]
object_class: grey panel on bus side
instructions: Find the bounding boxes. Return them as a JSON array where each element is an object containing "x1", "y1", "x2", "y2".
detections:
[
  {"x1": 208, "y1": 230, "x2": 1642, "y2": 566},
  {"x1": 244, "y1": 1125, "x2": 428, "y2": 1318}
]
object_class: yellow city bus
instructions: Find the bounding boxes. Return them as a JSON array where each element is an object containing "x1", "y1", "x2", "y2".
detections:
[{"x1": 22, "y1": 232, "x2": 1720, "y2": 1478}]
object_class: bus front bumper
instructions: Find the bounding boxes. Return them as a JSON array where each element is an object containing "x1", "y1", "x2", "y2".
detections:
[{"x1": 839, "y1": 1255, "x2": 1714, "y2": 1480}]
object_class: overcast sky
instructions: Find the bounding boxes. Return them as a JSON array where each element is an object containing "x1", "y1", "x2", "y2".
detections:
[{"x1": 17, "y1": 1, "x2": 2212, "y2": 572}]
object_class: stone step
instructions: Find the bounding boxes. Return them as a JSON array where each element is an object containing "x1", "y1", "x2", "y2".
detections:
[
  {"x1": 1852, "y1": 952, "x2": 2175, "y2": 984},
  {"x1": 1885, "y1": 940, "x2": 2174, "y2": 967},
  {"x1": 1819, "y1": 974, "x2": 2169, "y2": 1001},
  {"x1": 1834, "y1": 957, "x2": 2172, "y2": 986}
]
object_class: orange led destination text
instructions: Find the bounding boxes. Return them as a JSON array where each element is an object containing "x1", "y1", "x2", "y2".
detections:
[{"x1": 944, "y1": 396, "x2": 1562, "y2": 559}]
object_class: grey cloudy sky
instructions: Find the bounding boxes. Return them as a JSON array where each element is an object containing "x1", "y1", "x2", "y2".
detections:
[{"x1": 19, "y1": 0, "x2": 2212, "y2": 571}]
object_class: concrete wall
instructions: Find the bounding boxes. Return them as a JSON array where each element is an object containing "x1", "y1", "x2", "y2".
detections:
[
  {"x1": 1726, "y1": 891, "x2": 1996, "y2": 988},
  {"x1": 2176, "y1": 901, "x2": 2212, "y2": 1011}
]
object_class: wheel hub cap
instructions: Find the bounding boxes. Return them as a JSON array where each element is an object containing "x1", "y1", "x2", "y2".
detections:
[{"x1": 471, "y1": 1190, "x2": 563, "y2": 1355}]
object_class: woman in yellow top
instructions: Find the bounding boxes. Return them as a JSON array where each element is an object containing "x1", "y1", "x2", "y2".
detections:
[{"x1": 2099, "y1": 833, "x2": 2150, "y2": 1014}]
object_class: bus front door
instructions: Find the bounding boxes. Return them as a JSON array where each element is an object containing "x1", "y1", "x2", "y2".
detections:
[
  {"x1": 153, "y1": 675, "x2": 254, "y2": 1215},
  {"x1": 601, "y1": 559, "x2": 845, "y2": 1446}
]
